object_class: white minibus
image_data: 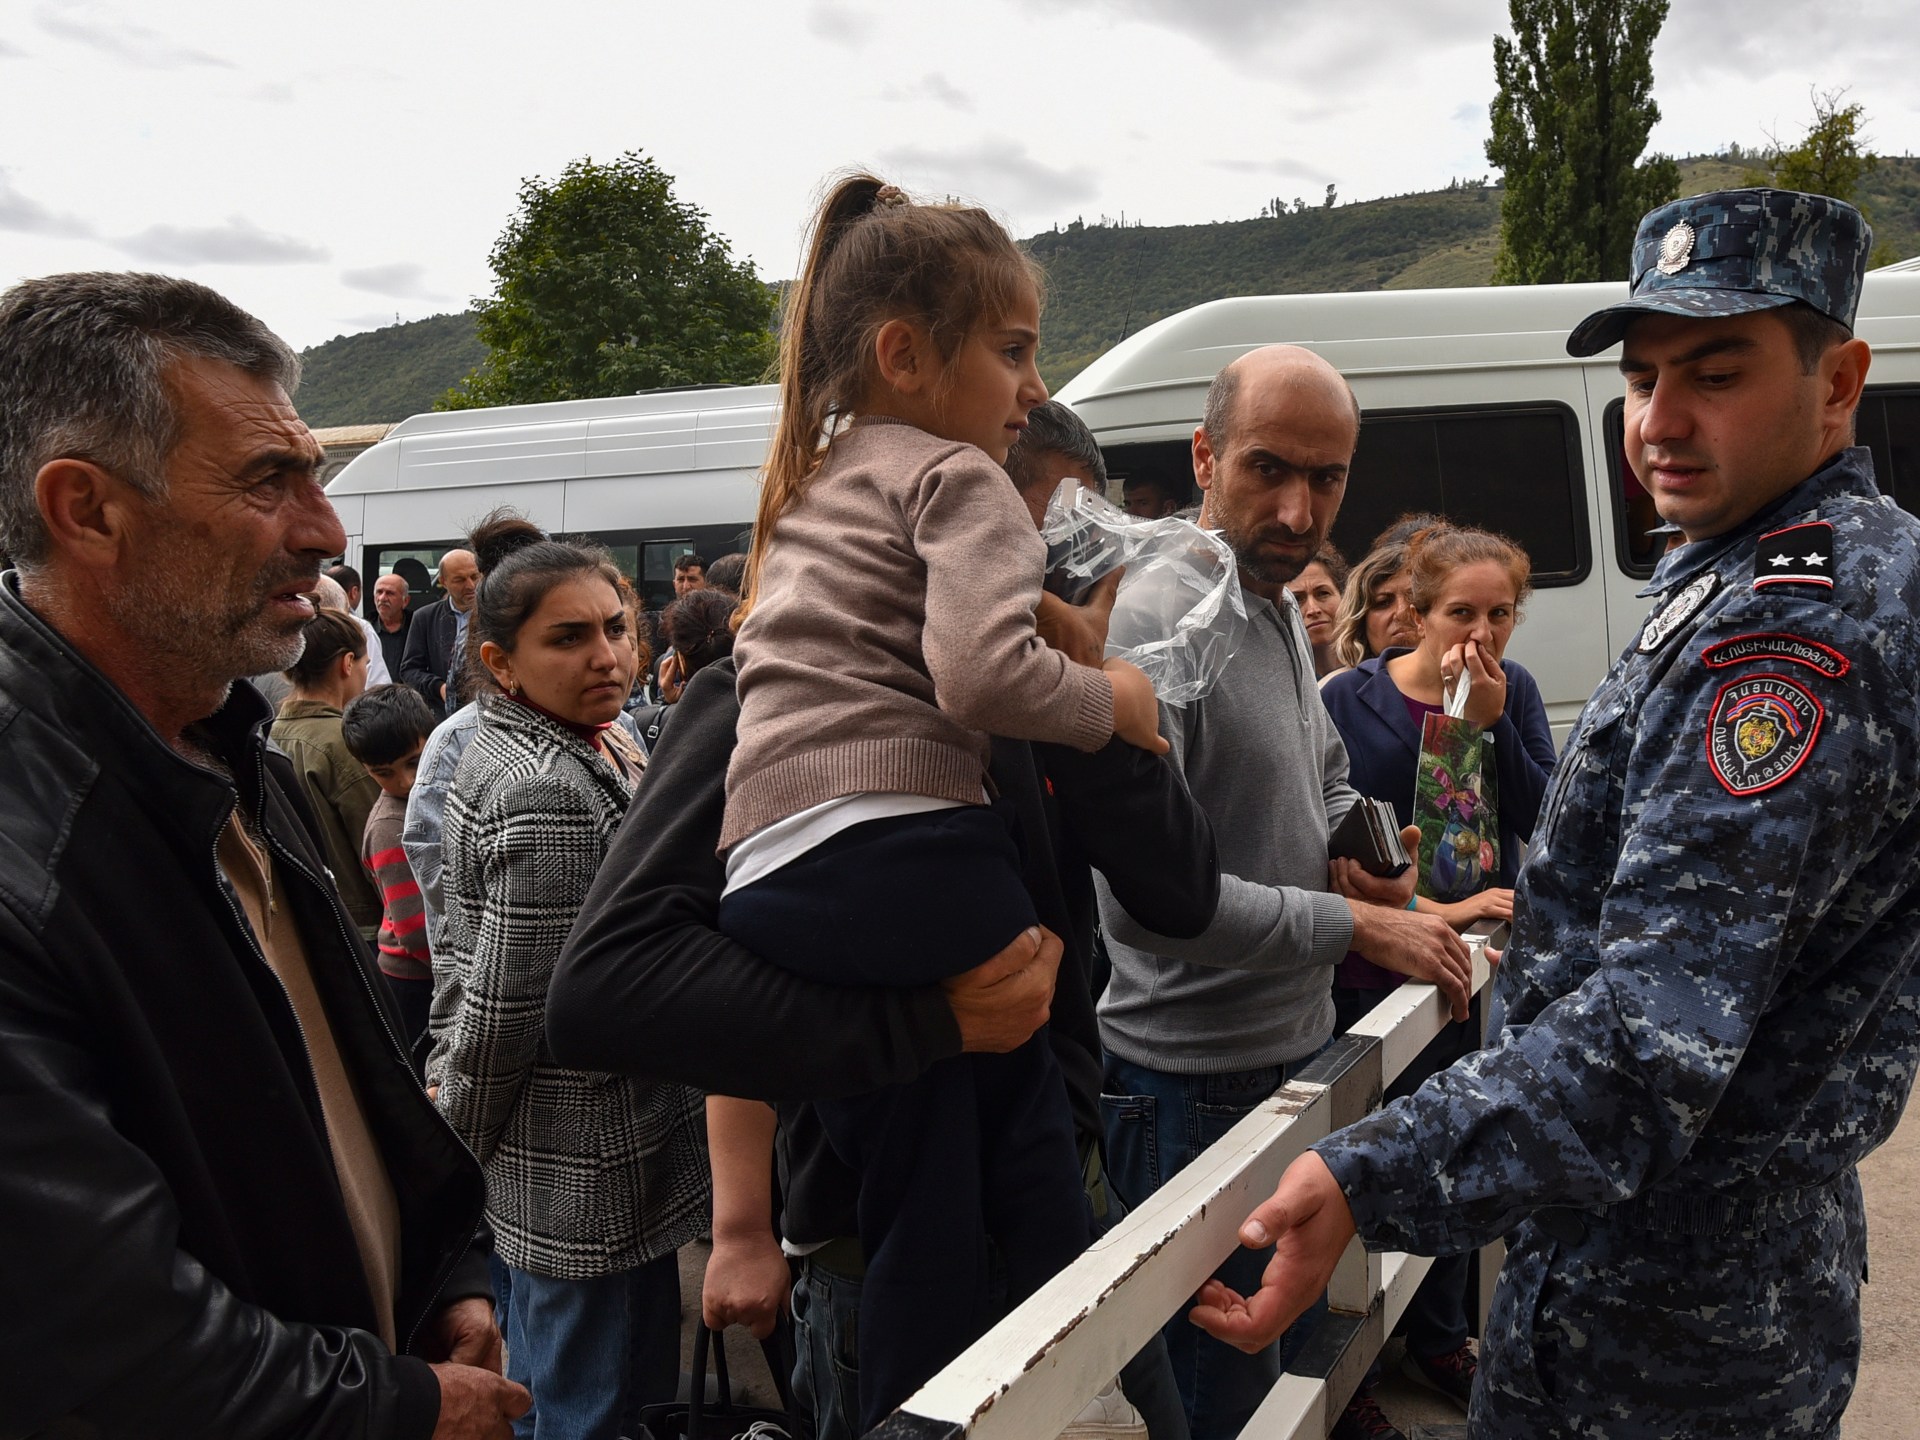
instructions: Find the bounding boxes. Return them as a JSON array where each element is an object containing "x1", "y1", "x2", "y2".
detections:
[{"x1": 325, "y1": 383, "x2": 774, "y2": 614}]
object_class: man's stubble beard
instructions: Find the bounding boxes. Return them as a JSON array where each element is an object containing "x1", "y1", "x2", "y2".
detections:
[
  {"x1": 1201, "y1": 496, "x2": 1315, "y2": 588},
  {"x1": 1223, "y1": 521, "x2": 1316, "y2": 588},
  {"x1": 108, "y1": 547, "x2": 316, "y2": 693}
]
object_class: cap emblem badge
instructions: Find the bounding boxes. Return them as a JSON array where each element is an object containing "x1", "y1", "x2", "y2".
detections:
[{"x1": 1656, "y1": 220, "x2": 1695, "y2": 276}]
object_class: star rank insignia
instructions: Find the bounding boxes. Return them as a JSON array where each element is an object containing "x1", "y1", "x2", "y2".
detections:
[{"x1": 1753, "y1": 521, "x2": 1834, "y2": 591}]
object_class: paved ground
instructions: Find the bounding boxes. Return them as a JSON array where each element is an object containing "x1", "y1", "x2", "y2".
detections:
[{"x1": 681, "y1": 1098, "x2": 1920, "y2": 1435}]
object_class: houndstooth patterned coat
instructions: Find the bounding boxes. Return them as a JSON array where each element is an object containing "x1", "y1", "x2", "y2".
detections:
[{"x1": 430, "y1": 696, "x2": 709, "y2": 1278}]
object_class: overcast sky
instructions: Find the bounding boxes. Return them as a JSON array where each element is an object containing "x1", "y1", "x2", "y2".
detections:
[{"x1": 3, "y1": 0, "x2": 1917, "y2": 352}]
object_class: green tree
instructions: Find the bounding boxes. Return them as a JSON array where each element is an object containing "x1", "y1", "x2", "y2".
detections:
[
  {"x1": 1745, "y1": 88, "x2": 1879, "y2": 203},
  {"x1": 1485, "y1": 0, "x2": 1681, "y2": 283},
  {"x1": 441, "y1": 151, "x2": 775, "y2": 409}
]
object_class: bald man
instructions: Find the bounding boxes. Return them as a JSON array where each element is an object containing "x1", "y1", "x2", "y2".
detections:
[
  {"x1": 1093, "y1": 348, "x2": 1472, "y2": 1440},
  {"x1": 400, "y1": 548, "x2": 479, "y2": 715}
]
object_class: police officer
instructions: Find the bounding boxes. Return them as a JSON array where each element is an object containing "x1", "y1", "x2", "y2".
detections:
[{"x1": 1188, "y1": 189, "x2": 1920, "y2": 1438}]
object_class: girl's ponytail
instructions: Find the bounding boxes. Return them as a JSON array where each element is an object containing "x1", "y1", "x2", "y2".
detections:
[
  {"x1": 744, "y1": 175, "x2": 891, "y2": 618},
  {"x1": 741, "y1": 174, "x2": 1040, "y2": 622}
]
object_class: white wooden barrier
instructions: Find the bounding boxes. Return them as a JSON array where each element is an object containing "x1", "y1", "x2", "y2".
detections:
[{"x1": 868, "y1": 938, "x2": 1498, "y2": 1440}]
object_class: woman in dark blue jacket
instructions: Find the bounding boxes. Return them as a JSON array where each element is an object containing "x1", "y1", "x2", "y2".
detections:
[
  {"x1": 1322, "y1": 524, "x2": 1557, "y2": 929},
  {"x1": 1319, "y1": 522, "x2": 1557, "y2": 1408}
]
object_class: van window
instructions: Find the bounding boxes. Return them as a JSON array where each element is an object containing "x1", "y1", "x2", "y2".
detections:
[
  {"x1": 1857, "y1": 387, "x2": 1920, "y2": 515},
  {"x1": 366, "y1": 542, "x2": 462, "y2": 613},
  {"x1": 588, "y1": 524, "x2": 750, "y2": 613},
  {"x1": 1337, "y1": 404, "x2": 1588, "y2": 582},
  {"x1": 1605, "y1": 386, "x2": 1920, "y2": 578},
  {"x1": 1099, "y1": 402, "x2": 1590, "y2": 586}
]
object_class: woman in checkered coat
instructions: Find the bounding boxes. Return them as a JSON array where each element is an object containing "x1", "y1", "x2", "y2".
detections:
[{"x1": 428, "y1": 519, "x2": 709, "y2": 1439}]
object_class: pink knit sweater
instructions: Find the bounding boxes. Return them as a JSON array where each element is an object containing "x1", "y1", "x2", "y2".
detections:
[{"x1": 722, "y1": 418, "x2": 1115, "y2": 850}]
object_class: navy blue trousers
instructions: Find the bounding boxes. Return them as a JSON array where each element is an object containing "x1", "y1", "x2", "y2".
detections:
[{"x1": 722, "y1": 807, "x2": 1091, "y2": 1430}]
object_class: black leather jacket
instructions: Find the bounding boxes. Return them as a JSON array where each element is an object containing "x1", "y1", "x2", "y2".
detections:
[{"x1": 0, "y1": 573, "x2": 489, "y2": 1439}]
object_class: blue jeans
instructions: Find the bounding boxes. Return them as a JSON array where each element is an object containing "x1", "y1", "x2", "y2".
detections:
[
  {"x1": 790, "y1": 1161, "x2": 1192, "y2": 1440},
  {"x1": 503, "y1": 1254, "x2": 681, "y2": 1440},
  {"x1": 791, "y1": 1254, "x2": 863, "y2": 1440},
  {"x1": 1101, "y1": 1055, "x2": 1329, "y2": 1440}
]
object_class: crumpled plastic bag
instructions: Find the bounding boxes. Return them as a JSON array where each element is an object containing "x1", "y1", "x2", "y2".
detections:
[{"x1": 1040, "y1": 479, "x2": 1247, "y2": 706}]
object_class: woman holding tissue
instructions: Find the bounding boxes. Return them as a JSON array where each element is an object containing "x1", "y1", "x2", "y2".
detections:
[{"x1": 1317, "y1": 522, "x2": 1556, "y2": 1412}]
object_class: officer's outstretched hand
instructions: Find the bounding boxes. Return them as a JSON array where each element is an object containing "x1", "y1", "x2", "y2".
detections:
[{"x1": 1190, "y1": 1151, "x2": 1357, "y2": 1353}]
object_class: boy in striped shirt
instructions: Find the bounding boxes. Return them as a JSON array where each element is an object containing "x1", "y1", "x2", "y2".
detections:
[{"x1": 342, "y1": 684, "x2": 439, "y2": 1078}]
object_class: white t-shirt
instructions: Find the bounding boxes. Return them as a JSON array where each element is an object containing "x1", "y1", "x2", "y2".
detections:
[{"x1": 721, "y1": 792, "x2": 970, "y2": 898}]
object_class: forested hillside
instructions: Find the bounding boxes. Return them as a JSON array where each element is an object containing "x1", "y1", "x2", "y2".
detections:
[
  {"x1": 1029, "y1": 185, "x2": 1503, "y2": 385},
  {"x1": 297, "y1": 156, "x2": 1920, "y2": 422},
  {"x1": 297, "y1": 312, "x2": 484, "y2": 428}
]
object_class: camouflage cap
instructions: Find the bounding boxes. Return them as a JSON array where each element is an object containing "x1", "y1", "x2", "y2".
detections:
[{"x1": 1566, "y1": 188, "x2": 1873, "y2": 356}]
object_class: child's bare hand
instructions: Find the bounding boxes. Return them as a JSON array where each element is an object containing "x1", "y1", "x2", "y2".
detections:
[{"x1": 1104, "y1": 659, "x2": 1169, "y2": 756}]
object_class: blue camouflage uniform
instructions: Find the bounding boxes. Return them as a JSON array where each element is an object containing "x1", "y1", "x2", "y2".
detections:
[{"x1": 1311, "y1": 190, "x2": 1920, "y2": 1439}]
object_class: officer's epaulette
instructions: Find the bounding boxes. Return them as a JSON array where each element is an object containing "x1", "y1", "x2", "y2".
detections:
[{"x1": 1754, "y1": 521, "x2": 1834, "y2": 592}]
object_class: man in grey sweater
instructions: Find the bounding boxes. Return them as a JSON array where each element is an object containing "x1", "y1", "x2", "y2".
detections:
[{"x1": 1096, "y1": 346, "x2": 1472, "y2": 1440}]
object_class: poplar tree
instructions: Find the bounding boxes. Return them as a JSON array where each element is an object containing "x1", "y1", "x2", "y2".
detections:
[{"x1": 1485, "y1": 0, "x2": 1681, "y2": 283}]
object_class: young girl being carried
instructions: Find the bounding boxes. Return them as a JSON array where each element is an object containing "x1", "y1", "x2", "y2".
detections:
[{"x1": 717, "y1": 175, "x2": 1165, "y2": 1427}]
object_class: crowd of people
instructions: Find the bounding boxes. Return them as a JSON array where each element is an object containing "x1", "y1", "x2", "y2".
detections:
[{"x1": 3, "y1": 179, "x2": 1917, "y2": 1440}]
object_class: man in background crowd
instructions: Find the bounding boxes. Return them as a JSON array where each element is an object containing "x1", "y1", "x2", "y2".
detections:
[
  {"x1": 1005, "y1": 399, "x2": 1109, "y2": 501},
  {"x1": 1122, "y1": 474, "x2": 1184, "y2": 519},
  {"x1": 703, "y1": 551, "x2": 747, "y2": 597},
  {"x1": 373, "y1": 570, "x2": 414, "y2": 679},
  {"x1": 321, "y1": 567, "x2": 391, "y2": 686},
  {"x1": 673, "y1": 552, "x2": 706, "y2": 596},
  {"x1": 402, "y1": 547, "x2": 479, "y2": 714}
]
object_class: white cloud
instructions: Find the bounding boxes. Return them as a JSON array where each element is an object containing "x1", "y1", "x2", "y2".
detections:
[
  {"x1": 1035, "y1": 0, "x2": 1496, "y2": 65},
  {"x1": 0, "y1": 173, "x2": 95, "y2": 237},
  {"x1": 879, "y1": 138, "x2": 1101, "y2": 211},
  {"x1": 1210, "y1": 156, "x2": 1337, "y2": 185},
  {"x1": 35, "y1": 4, "x2": 236, "y2": 69},
  {"x1": 341, "y1": 262, "x2": 438, "y2": 298},
  {"x1": 806, "y1": 2, "x2": 873, "y2": 46},
  {"x1": 117, "y1": 216, "x2": 328, "y2": 265},
  {"x1": 885, "y1": 73, "x2": 972, "y2": 113}
]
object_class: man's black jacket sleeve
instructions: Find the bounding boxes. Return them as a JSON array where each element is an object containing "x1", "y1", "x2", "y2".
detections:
[
  {"x1": 548, "y1": 661, "x2": 964, "y2": 1101},
  {"x1": 0, "y1": 906, "x2": 442, "y2": 1440},
  {"x1": 1040, "y1": 735, "x2": 1218, "y2": 941}
]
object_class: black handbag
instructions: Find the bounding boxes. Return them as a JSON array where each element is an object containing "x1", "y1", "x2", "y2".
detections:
[{"x1": 634, "y1": 1322, "x2": 794, "y2": 1440}]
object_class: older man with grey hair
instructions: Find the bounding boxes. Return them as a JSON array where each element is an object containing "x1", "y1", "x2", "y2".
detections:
[{"x1": 0, "y1": 271, "x2": 525, "y2": 1439}]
